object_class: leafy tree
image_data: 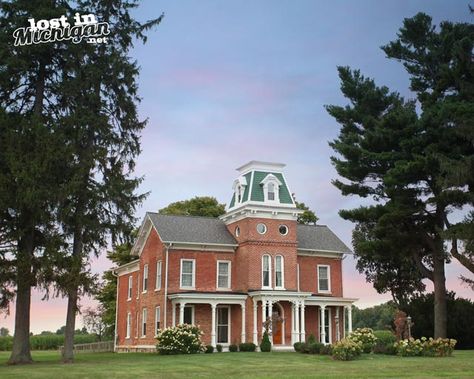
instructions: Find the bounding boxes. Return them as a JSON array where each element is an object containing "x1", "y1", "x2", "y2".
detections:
[
  {"x1": 96, "y1": 241, "x2": 137, "y2": 338},
  {"x1": 55, "y1": 326, "x2": 66, "y2": 335},
  {"x1": 159, "y1": 196, "x2": 226, "y2": 218},
  {"x1": 82, "y1": 306, "x2": 107, "y2": 341},
  {"x1": 352, "y1": 302, "x2": 397, "y2": 331},
  {"x1": 326, "y1": 13, "x2": 474, "y2": 338},
  {"x1": 295, "y1": 201, "x2": 319, "y2": 225}
]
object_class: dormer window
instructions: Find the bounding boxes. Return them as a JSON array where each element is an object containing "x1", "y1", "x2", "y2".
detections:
[
  {"x1": 268, "y1": 183, "x2": 275, "y2": 201},
  {"x1": 232, "y1": 176, "x2": 248, "y2": 206},
  {"x1": 260, "y1": 174, "x2": 283, "y2": 203}
]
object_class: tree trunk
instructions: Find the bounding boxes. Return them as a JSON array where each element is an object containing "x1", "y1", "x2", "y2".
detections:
[
  {"x1": 62, "y1": 227, "x2": 83, "y2": 363},
  {"x1": 433, "y1": 247, "x2": 447, "y2": 338},
  {"x1": 8, "y1": 231, "x2": 34, "y2": 365},
  {"x1": 62, "y1": 290, "x2": 78, "y2": 363}
]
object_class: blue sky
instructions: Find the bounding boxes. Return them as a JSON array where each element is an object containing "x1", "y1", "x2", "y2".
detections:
[{"x1": 2, "y1": 0, "x2": 473, "y2": 334}]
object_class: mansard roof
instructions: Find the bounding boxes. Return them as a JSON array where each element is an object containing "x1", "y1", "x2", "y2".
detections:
[
  {"x1": 296, "y1": 224, "x2": 351, "y2": 254},
  {"x1": 147, "y1": 213, "x2": 238, "y2": 246}
]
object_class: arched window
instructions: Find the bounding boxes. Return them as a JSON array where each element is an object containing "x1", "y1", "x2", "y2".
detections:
[
  {"x1": 262, "y1": 255, "x2": 271, "y2": 288},
  {"x1": 275, "y1": 255, "x2": 284, "y2": 289}
]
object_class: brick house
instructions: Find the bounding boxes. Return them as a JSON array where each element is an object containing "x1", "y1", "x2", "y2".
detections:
[{"x1": 114, "y1": 161, "x2": 357, "y2": 351}]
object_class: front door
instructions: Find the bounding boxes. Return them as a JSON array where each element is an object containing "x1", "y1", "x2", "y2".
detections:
[{"x1": 272, "y1": 305, "x2": 283, "y2": 344}]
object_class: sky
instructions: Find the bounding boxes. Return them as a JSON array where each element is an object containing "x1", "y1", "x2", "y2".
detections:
[{"x1": 2, "y1": 0, "x2": 473, "y2": 334}]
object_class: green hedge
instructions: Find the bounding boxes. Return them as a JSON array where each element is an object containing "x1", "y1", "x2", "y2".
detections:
[{"x1": 0, "y1": 334, "x2": 99, "y2": 351}]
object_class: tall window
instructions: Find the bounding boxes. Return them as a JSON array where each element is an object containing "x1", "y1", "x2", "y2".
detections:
[
  {"x1": 237, "y1": 185, "x2": 243, "y2": 203},
  {"x1": 217, "y1": 261, "x2": 231, "y2": 289},
  {"x1": 318, "y1": 265, "x2": 331, "y2": 293},
  {"x1": 268, "y1": 182, "x2": 275, "y2": 201},
  {"x1": 275, "y1": 255, "x2": 284, "y2": 288},
  {"x1": 142, "y1": 308, "x2": 147, "y2": 337},
  {"x1": 127, "y1": 276, "x2": 133, "y2": 299},
  {"x1": 126, "y1": 312, "x2": 131, "y2": 338},
  {"x1": 319, "y1": 308, "x2": 331, "y2": 344},
  {"x1": 184, "y1": 306, "x2": 194, "y2": 325},
  {"x1": 180, "y1": 259, "x2": 195, "y2": 289},
  {"x1": 156, "y1": 261, "x2": 162, "y2": 290},
  {"x1": 155, "y1": 306, "x2": 161, "y2": 335},
  {"x1": 262, "y1": 255, "x2": 271, "y2": 288},
  {"x1": 143, "y1": 264, "x2": 149, "y2": 292},
  {"x1": 217, "y1": 307, "x2": 229, "y2": 344}
]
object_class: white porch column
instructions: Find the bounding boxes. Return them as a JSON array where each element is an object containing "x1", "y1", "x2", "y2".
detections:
[
  {"x1": 295, "y1": 301, "x2": 300, "y2": 343},
  {"x1": 291, "y1": 302, "x2": 297, "y2": 344},
  {"x1": 335, "y1": 307, "x2": 341, "y2": 342},
  {"x1": 320, "y1": 305, "x2": 326, "y2": 345},
  {"x1": 179, "y1": 302, "x2": 186, "y2": 324},
  {"x1": 211, "y1": 304, "x2": 217, "y2": 347},
  {"x1": 253, "y1": 299, "x2": 258, "y2": 345},
  {"x1": 241, "y1": 303, "x2": 246, "y2": 343},
  {"x1": 300, "y1": 301, "x2": 306, "y2": 342},
  {"x1": 172, "y1": 302, "x2": 176, "y2": 327},
  {"x1": 268, "y1": 300, "x2": 273, "y2": 343},
  {"x1": 261, "y1": 299, "x2": 267, "y2": 335},
  {"x1": 348, "y1": 305, "x2": 353, "y2": 334}
]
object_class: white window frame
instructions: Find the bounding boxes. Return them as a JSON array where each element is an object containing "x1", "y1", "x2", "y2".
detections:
[
  {"x1": 216, "y1": 260, "x2": 231, "y2": 290},
  {"x1": 136, "y1": 274, "x2": 140, "y2": 299},
  {"x1": 183, "y1": 305, "x2": 195, "y2": 325},
  {"x1": 261, "y1": 174, "x2": 282, "y2": 203},
  {"x1": 216, "y1": 305, "x2": 231, "y2": 345},
  {"x1": 142, "y1": 264, "x2": 148, "y2": 293},
  {"x1": 141, "y1": 308, "x2": 147, "y2": 337},
  {"x1": 155, "y1": 306, "x2": 161, "y2": 336},
  {"x1": 155, "y1": 261, "x2": 162, "y2": 291},
  {"x1": 317, "y1": 265, "x2": 331, "y2": 293},
  {"x1": 127, "y1": 275, "x2": 132, "y2": 300},
  {"x1": 262, "y1": 254, "x2": 272, "y2": 289},
  {"x1": 180, "y1": 259, "x2": 196, "y2": 289},
  {"x1": 275, "y1": 255, "x2": 285, "y2": 289},
  {"x1": 126, "y1": 312, "x2": 131, "y2": 339}
]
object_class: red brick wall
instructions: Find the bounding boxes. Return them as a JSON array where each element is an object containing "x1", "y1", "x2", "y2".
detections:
[{"x1": 297, "y1": 255, "x2": 343, "y2": 296}]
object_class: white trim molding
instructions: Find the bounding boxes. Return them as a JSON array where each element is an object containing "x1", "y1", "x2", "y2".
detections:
[
  {"x1": 216, "y1": 260, "x2": 232, "y2": 290},
  {"x1": 317, "y1": 264, "x2": 331, "y2": 294}
]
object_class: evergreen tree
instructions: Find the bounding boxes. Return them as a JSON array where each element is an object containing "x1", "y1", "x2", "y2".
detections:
[
  {"x1": 52, "y1": 0, "x2": 162, "y2": 363},
  {"x1": 0, "y1": 0, "x2": 71, "y2": 364},
  {"x1": 327, "y1": 13, "x2": 474, "y2": 338}
]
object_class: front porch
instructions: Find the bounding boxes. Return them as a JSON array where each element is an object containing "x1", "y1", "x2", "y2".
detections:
[{"x1": 168, "y1": 291, "x2": 356, "y2": 348}]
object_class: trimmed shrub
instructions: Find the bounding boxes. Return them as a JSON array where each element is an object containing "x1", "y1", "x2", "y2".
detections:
[
  {"x1": 239, "y1": 342, "x2": 256, "y2": 352},
  {"x1": 332, "y1": 338, "x2": 363, "y2": 361},
  {"x1": 156, "y1": 324, "x2": 205, "y2": 355},
  {"x1": 216, "y1": 344, "x2": 223, "y2": 352},
  {"x1": 348, "y1": 328, "x2": 377, "y2": 353},
  {"x1": 308, "y1": 342, "x2": 324, "y2": 354},
  {"x1": 229, "y1": 344, "x2": 238, "y2": 352},
  {"x1": 373, "y1": 330, "x2": 397, "y2": 355},
  {"x1": 319, "y1": 344, "x2": 333, "y2": 355},
  {"x1": 293, "y1": 342, "x2": 304, "y2": 352},
  {"x1": 205, "y1": 345, "x2": 214, "y2": 354},
  {"x1": 260, "y1": 331, "x2": 272, "y2": 352},
  {"x1": 307, "y1": 334, "x2": 317, "y2": 344}
]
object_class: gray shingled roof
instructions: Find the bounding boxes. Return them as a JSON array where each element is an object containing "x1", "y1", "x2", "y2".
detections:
[
  {"x1": 147, "y1": 213, "x2": 238, "y2": 245},
  {"x1": 297, "y1": 224, "x2": 351, "y2": 253}
]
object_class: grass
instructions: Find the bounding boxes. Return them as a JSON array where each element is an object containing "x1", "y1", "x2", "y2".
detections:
[{"x1": 0, "y1": 350, "x2": 473, "y2": 379}]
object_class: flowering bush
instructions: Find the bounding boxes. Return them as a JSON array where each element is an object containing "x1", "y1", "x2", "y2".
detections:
[
  {"x1": 395, "y1": 337, "x2": 456, "y2": 357},
  {"x1": 394, "y1": 338, "x2": 424, "y2": 356},
  {"x1": 348, "y1": 328, "x2": 377, "y2": 353},
  {"x1": 422, "y1": 337, "x2": 456, "y2": 357},
  {"x1": 156, "y1": 324, "x2": 205, "y2": 355},
  {"x1": 332, "y1": 338, "x2": 363, "y2": 361}
]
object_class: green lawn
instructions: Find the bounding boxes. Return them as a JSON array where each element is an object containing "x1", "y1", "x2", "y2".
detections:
[{"x1": 0, "y1": 350, "x2": 473, "y2": 379}]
